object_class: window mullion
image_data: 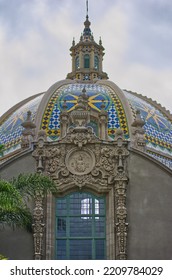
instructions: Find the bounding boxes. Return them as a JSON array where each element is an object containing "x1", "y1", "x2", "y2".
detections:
[
  {"x1": 56, "y1": 193, "x2": 105, "y2": 260},
  {"x1": 92, "y1": 198, "x2": 95, "y2": 259}
]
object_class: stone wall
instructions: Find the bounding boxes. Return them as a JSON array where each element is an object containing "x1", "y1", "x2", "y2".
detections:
[
  {"x1": 127, "y1": 151, "x2": 172, "y2": 260},
  {"x1": 0, "y1": 153, "x2": 35, "y2": 260},
  {"x1": 0, "y1": 152, "x2": 35, "y2": 180}
]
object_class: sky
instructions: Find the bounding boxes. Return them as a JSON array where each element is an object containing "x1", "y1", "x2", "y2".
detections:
[{"x1": 0, "y1": 0, "x2": 172, "y2": 116}]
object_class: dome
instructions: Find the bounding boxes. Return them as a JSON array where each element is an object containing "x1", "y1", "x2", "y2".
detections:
[
  {"x1": 0, "y1": 93, "x2": 44, "y2": 158},
  {"x1": 1, "y1": 10, "x2": 171, "y2": 171},
  {"x1": 0, "y1": 79, "x2": 172, "y2": 170},
  {"x1": 1, "y1": 6, "x2": 172, "y2": 261}
]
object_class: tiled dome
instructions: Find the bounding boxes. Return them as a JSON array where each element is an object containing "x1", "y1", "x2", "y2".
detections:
[
  {"x1": 0, "y1": 94, "x2": 43, "y2": 156},
  {"x1": 0, "y1": 80, "x2": 172, "y2": 169},
  {"x1": 40, "y1": 83, "x2": 129, "y2": 141},
  {"x1": 123, "y1": 90, "x2": 172, "y2": 156}
]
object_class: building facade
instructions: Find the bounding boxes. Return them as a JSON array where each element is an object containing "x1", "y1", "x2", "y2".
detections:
[{"x1": 0, "y1": 12, "x2": 172, "y2": 260}]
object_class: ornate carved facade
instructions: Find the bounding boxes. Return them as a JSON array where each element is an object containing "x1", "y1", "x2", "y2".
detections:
[
  {"x1": 32, "y1": 90, "x2": 129, "y2": 259},
  {"x1": 0, "y1": 3, "x2": 172, "y2": 261}
]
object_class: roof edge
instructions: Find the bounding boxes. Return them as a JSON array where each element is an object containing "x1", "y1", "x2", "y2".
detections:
[
  {"x1": 124, "y1": 90, "x2": 172, "y2": 121},
  {"x1": 0, "y1": 92, "x2": 44, "y2": 125}
]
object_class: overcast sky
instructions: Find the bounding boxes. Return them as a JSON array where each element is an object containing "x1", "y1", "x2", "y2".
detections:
[{"x1": 0, "y1": 0, "x2": 172, "y2": 116}]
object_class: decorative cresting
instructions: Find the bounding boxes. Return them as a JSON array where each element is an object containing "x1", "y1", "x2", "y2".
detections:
[
  {"x1": 33, "y1": 100, "x2": 129, "y2": 259},
  {"x1": 32, "y1": 190, "x2": 45, "y2": 260}
]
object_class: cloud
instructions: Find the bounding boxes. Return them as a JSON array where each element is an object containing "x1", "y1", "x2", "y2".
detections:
[{"x1": 0, "y1": 0, "x2": 172, "y2": 116}]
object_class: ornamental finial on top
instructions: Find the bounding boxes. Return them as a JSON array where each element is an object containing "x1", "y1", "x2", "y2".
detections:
[{"x1": 86, "y1": 0, "x2": 89, "y2": 17}]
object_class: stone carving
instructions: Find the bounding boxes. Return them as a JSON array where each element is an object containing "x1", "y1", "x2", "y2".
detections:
[
  {"x1": 32, "y1": 191, "x2": 45, "y2": 260},
  {"x1": 32, "y1": 111, "x2": 130, "y2": 260},
  {"x1": 131, "y1": 110, "x2": 146, "y2": 151},
  {"x1": 61, "y1": 126, "x2": 99, "y2": 148},
  {"x1": 72, "y1": 174, "x2": 107, "y2": 189},
  {"x1": 32, "y1": 148, "x2": 47, "y2": 173},
  {"x1": 113, "y1": 134, "x2": 129, "y2": 260},
  {"x1": 66, "y1": 148, "x2": 95, "y2": 175},
  {"x1": 32, "y1": 130, "x2": 48, "y2": 173},
  {"x1": 46, "y1": 148, "x2": 61, "y2": 173},
  {"x1": 21, "y1": 111, "x2": 36, "y2": 149},
  {"x1": 70, "y1": 88, "x2": 90, "y2": 127},
  {"x1": 100, "y1": 147, "x2": 115, "y2": 173}
]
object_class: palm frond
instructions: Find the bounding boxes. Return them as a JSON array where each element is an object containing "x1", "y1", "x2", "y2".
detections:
[{"x1": 12, "y1": 173, "x2": 57, "y2": 198}]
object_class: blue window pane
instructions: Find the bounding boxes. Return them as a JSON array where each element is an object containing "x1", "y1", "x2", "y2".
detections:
[
  {"x1": 56, "y1": 192, "x2": 106, "y2": 260},
  {"x1": 95, "y1": 239, "x2": 105, "y2": 260},
  {"x1": 57, "y1": 217, "x2": 66, "y2": 237},
  {"x1": 56, "y1": 199, "x2": 67, "y2": 216},
  {"x1": 70, "y1": 240, "x2": 92, "y2": 260},
  {"x1": 95, "y1": 217, "x2": 105, "y2": 237},
  {"x1": 99, "y1": 198, "x2": 105, "y2": 214},
  {"x1": 69, "y1": 194, "x2": 81, "y2": 215},
  {"x1": 70, "y1": 217, "x2": 92, "y2": 237},
  {"x1": 56, "y1": 240, "x2": 67, "y2": 260}
]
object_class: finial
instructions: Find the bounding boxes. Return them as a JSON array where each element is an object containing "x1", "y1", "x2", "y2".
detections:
[
  {"x1": 21, "y1": 111, "x2": 36, "y2": 130},
  {"x1": 86, "y1": 0, "x2": 89, "y2": 17},
  {"x1": 131, "y1": 110, "x2": 145, "y2": 128}
]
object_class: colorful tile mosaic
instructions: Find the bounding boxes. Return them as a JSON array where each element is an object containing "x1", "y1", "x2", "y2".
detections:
[
  {"x1": 41, "y1": 83, "x2": 129, "y2": 141},
  {"x1": 0, "y1": 94, "x2": 43, "y2": 155},
  {"x1": 123, "y1": 91, "x2": 172, "y2": 155},
  {"x1": 147, "y1": 151, "x2": 172, "y2": 170}
]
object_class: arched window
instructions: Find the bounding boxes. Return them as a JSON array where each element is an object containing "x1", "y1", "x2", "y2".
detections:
[
  {"x1": 84, "y1": 54, "x2": 90, "y2": 68},
  {"x1": 94, "y1": 56, "x2": 99, "y2": 70},
  {"x1": 75, "y1": 56, "x2": 79, "y2": 69},
  {"x1": 56, "y1": 192, "x2": 106, "y2": 260},
  {"x1": 81, "y1": 198, "x2": 99, "y2": 219}
]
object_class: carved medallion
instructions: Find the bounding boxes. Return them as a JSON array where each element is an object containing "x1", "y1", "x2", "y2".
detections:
[{"x1": 65, "y1": 148, "x2": 95, "y2": 175}]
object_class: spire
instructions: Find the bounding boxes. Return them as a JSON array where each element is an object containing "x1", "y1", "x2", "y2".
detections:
[
  {"x1": 83, "y1": 0, "x2": 91, "y2": 38},
  {"x1": 86, "y1": 0, "x2": 88, "y2": 17}
]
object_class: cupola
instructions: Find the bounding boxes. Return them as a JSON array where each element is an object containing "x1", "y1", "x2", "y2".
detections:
[{"x1": 66, "y1": 3, "x2": 108, "y2": 82}]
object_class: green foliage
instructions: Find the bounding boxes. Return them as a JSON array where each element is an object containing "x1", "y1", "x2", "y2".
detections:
[
  {"x1": 0, "y1": 180, "x2": 32, "y2": 230},
  {"x1": 12, "y1": 173, "x2": 57, "y2": 198},
  {"x1": 0, "y1": 144, "x2": 4, "y2": 156},
  {"x1": 0, "y1": 173, "x2": 56, "y2": 231},
  {"x1": 0, "y1": 254, "x2": 8, "y2": 260}
]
